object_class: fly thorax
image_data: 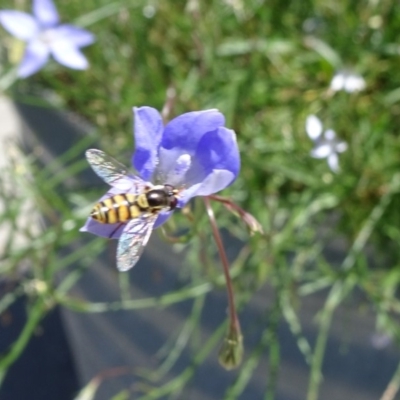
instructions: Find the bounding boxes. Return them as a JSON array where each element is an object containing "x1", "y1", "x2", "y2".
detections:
[
  {"x1": 146, "y1": 189, "x2": 169, "y2": 209},
  {"x1": 146, "y1": 185, "x2": 177, "y2": 210}
]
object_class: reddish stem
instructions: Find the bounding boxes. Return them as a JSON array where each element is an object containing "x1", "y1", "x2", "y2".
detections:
[{"x1": 203, "y1": 196, "x2": 240, "y2": 333}]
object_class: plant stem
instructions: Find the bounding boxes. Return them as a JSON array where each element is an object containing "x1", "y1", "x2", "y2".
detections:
[
  {"x1": 307, "y1": 279, "x2": 355, "y2": 400},
  {"x1": 0, "y1": 299, "x2": 46, "y2": 386},
  {"x1": 0, "y1": 67, "x2": 18, "y2": 92},
  {"x1": 203, "y1": 197, "x2": 240, "y2": 333},
  {"x1": 57, "y1": 282, "x2": 213, "y2": 312},
  {"x1": 380, "y1": 361, "x2": 400, "y2": 400}
]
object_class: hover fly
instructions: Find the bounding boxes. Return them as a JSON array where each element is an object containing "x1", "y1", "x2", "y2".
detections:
[{"x1": 85, "y1": 149, "x2": 179, "y2": 271}]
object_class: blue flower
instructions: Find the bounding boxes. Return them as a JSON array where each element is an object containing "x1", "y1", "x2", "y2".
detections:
[
  {"x1": 81, "y1": 106, "x2": 240, "y2": 239},
  {"x1": 306, "y1": 115, "x2": 347, "y2": 173},
  {"x1": 0, "y1": 0, "x2": 94, "y2": 78}
]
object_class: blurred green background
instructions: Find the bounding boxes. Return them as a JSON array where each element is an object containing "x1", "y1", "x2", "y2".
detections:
[{"x1": 1, "y1": 0, "x2": 400, "y2": 399}]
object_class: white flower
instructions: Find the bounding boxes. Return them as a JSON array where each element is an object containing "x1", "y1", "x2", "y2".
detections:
[
  {"x1": 370, "y1": 332, "x2": 392, "y2": 350},
  {"x1": 330, "y1": 70, "x2": 366, "y2": 93},
  {"x1": 306, "y1": 115, "x2": 347, "y2": 173}
]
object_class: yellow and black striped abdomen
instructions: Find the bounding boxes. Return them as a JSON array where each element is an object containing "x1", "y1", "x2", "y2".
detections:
[{"x1": 91, "y1": 193, "x2": 150, "y2": 224}]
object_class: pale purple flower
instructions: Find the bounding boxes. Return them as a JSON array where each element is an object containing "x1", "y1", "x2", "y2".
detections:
[
  {"x1": 0, "y1": 0, "x2": 94, "y2": 78},
  {"x1": 306, "y1": 115, "x2": 347, "y2": 173},
  {"x1": 81, "y1": 106, "x2": 240, "y2": 239},
  {"x1": 330, "y1": 70, "x2": 366, "y2": 93}
]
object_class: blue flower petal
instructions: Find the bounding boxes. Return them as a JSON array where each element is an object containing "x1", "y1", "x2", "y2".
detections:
[
  {"x1": 178, "y1": 169, "x2": 236, "y2": 207},
  {"x1": 50, "y1": 42, "x2": 89, "y2": 69},
  {"x1": 153, "y1": 211, "x2": 173, "y2": 228},
  {"x1": 0, "y1": 11, "x2": 39, "y2": 40},
  {"x1": 132, "y1": 107, "x2": 163, "y2": 181},
  {"x1": 53, "y1": 24, "x2": 95, "y2": 47},
  {"x1": 161, "y1": 109, "x2": 225, "y2": 152},
  {"x1": 80, "y1": 218, "x2": 126, "y2": 239},
  {"x1": 18, "y1": 40, "x2": 50, "y2": 78},
  {"x1": 33, "y1": 0, "x2": 59, "y2": 27},
  {"x1": 175, "y1": 127, "x2": 239, "y2": 205},
  {"x1": 191, "y1": 126, "x2": 240, "y2": 182}
]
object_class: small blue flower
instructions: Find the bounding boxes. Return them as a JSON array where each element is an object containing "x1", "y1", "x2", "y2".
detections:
[
  {"x1": 0, "y1": 0, "x2": 95, "y2": 78},
  {"x1": 81, "y1": 106, "x2": 240, "y2": 239},
  {"x1": 306, "y1": 115, "x2": 347, "y2": 173}
]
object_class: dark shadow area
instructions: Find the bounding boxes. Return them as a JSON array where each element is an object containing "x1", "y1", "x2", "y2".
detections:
[{"x1": 0, "y1": 294, "x2": 79, "y2": 400}]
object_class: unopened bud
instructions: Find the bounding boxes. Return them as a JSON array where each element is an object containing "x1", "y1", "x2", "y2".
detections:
[{"x1": 218, "y1": 327, "x2": 243, "y2": 370}]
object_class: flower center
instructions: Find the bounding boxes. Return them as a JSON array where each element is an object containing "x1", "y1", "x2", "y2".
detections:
[
  {"x1": 175, "y1": 154, "x2": 191, "y2": 174},
  {"x1": 38, "y1": 28, "x2": 56, "y2": 45},
  {"x1": 324, "y1": 129, "x2": 336, "y2": 142},
  {"x1": 165, "y1": 153, "x2": 191, "y2": 186}
]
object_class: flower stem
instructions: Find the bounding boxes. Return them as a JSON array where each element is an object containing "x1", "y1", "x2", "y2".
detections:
[
  {"x1": 203, "y1": 197, "x2": 243, "y2": 368},
  {"x1": 0, "y1": 299, "x2": 47, "y2": 386},
  {"x1": 0, "y1": 67, "x2": 18, "y2": 93},
  {"x1": 207, "y1": 194, "x2": 264, "y2": 235},
  {"x1": 203, "y1": 197, "x2": 241, "y2": 335},
  {"x1": 380, "y1": 360, "x2": 400, "y2": 400}
]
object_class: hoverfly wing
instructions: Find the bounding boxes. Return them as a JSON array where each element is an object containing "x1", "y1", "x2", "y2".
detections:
[
  {"x1": 86, "y1": 149, "x2": 146, "y2": 190},
  {"x1": 116, "y1": 214, "x2": 157, "y2": 271}
]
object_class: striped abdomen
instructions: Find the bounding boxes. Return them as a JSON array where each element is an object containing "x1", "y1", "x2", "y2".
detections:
[{"x1": 91, "y1": 193, "x2": 149, "y2": 224}]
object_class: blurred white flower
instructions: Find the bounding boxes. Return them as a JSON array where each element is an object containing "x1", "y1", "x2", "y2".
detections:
[
  {"x1": 330, "y1": 70, "x2": 366, "y2": 93},
  {"x1": 143, "y1": 4, "x2": 156, "y2": 18},
  {"x1": 306, "y1": 115, "x2": 348, "y2": 173},
  {"x1": 370, "y1": 332, "x2": 392, "y2": 350}
]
